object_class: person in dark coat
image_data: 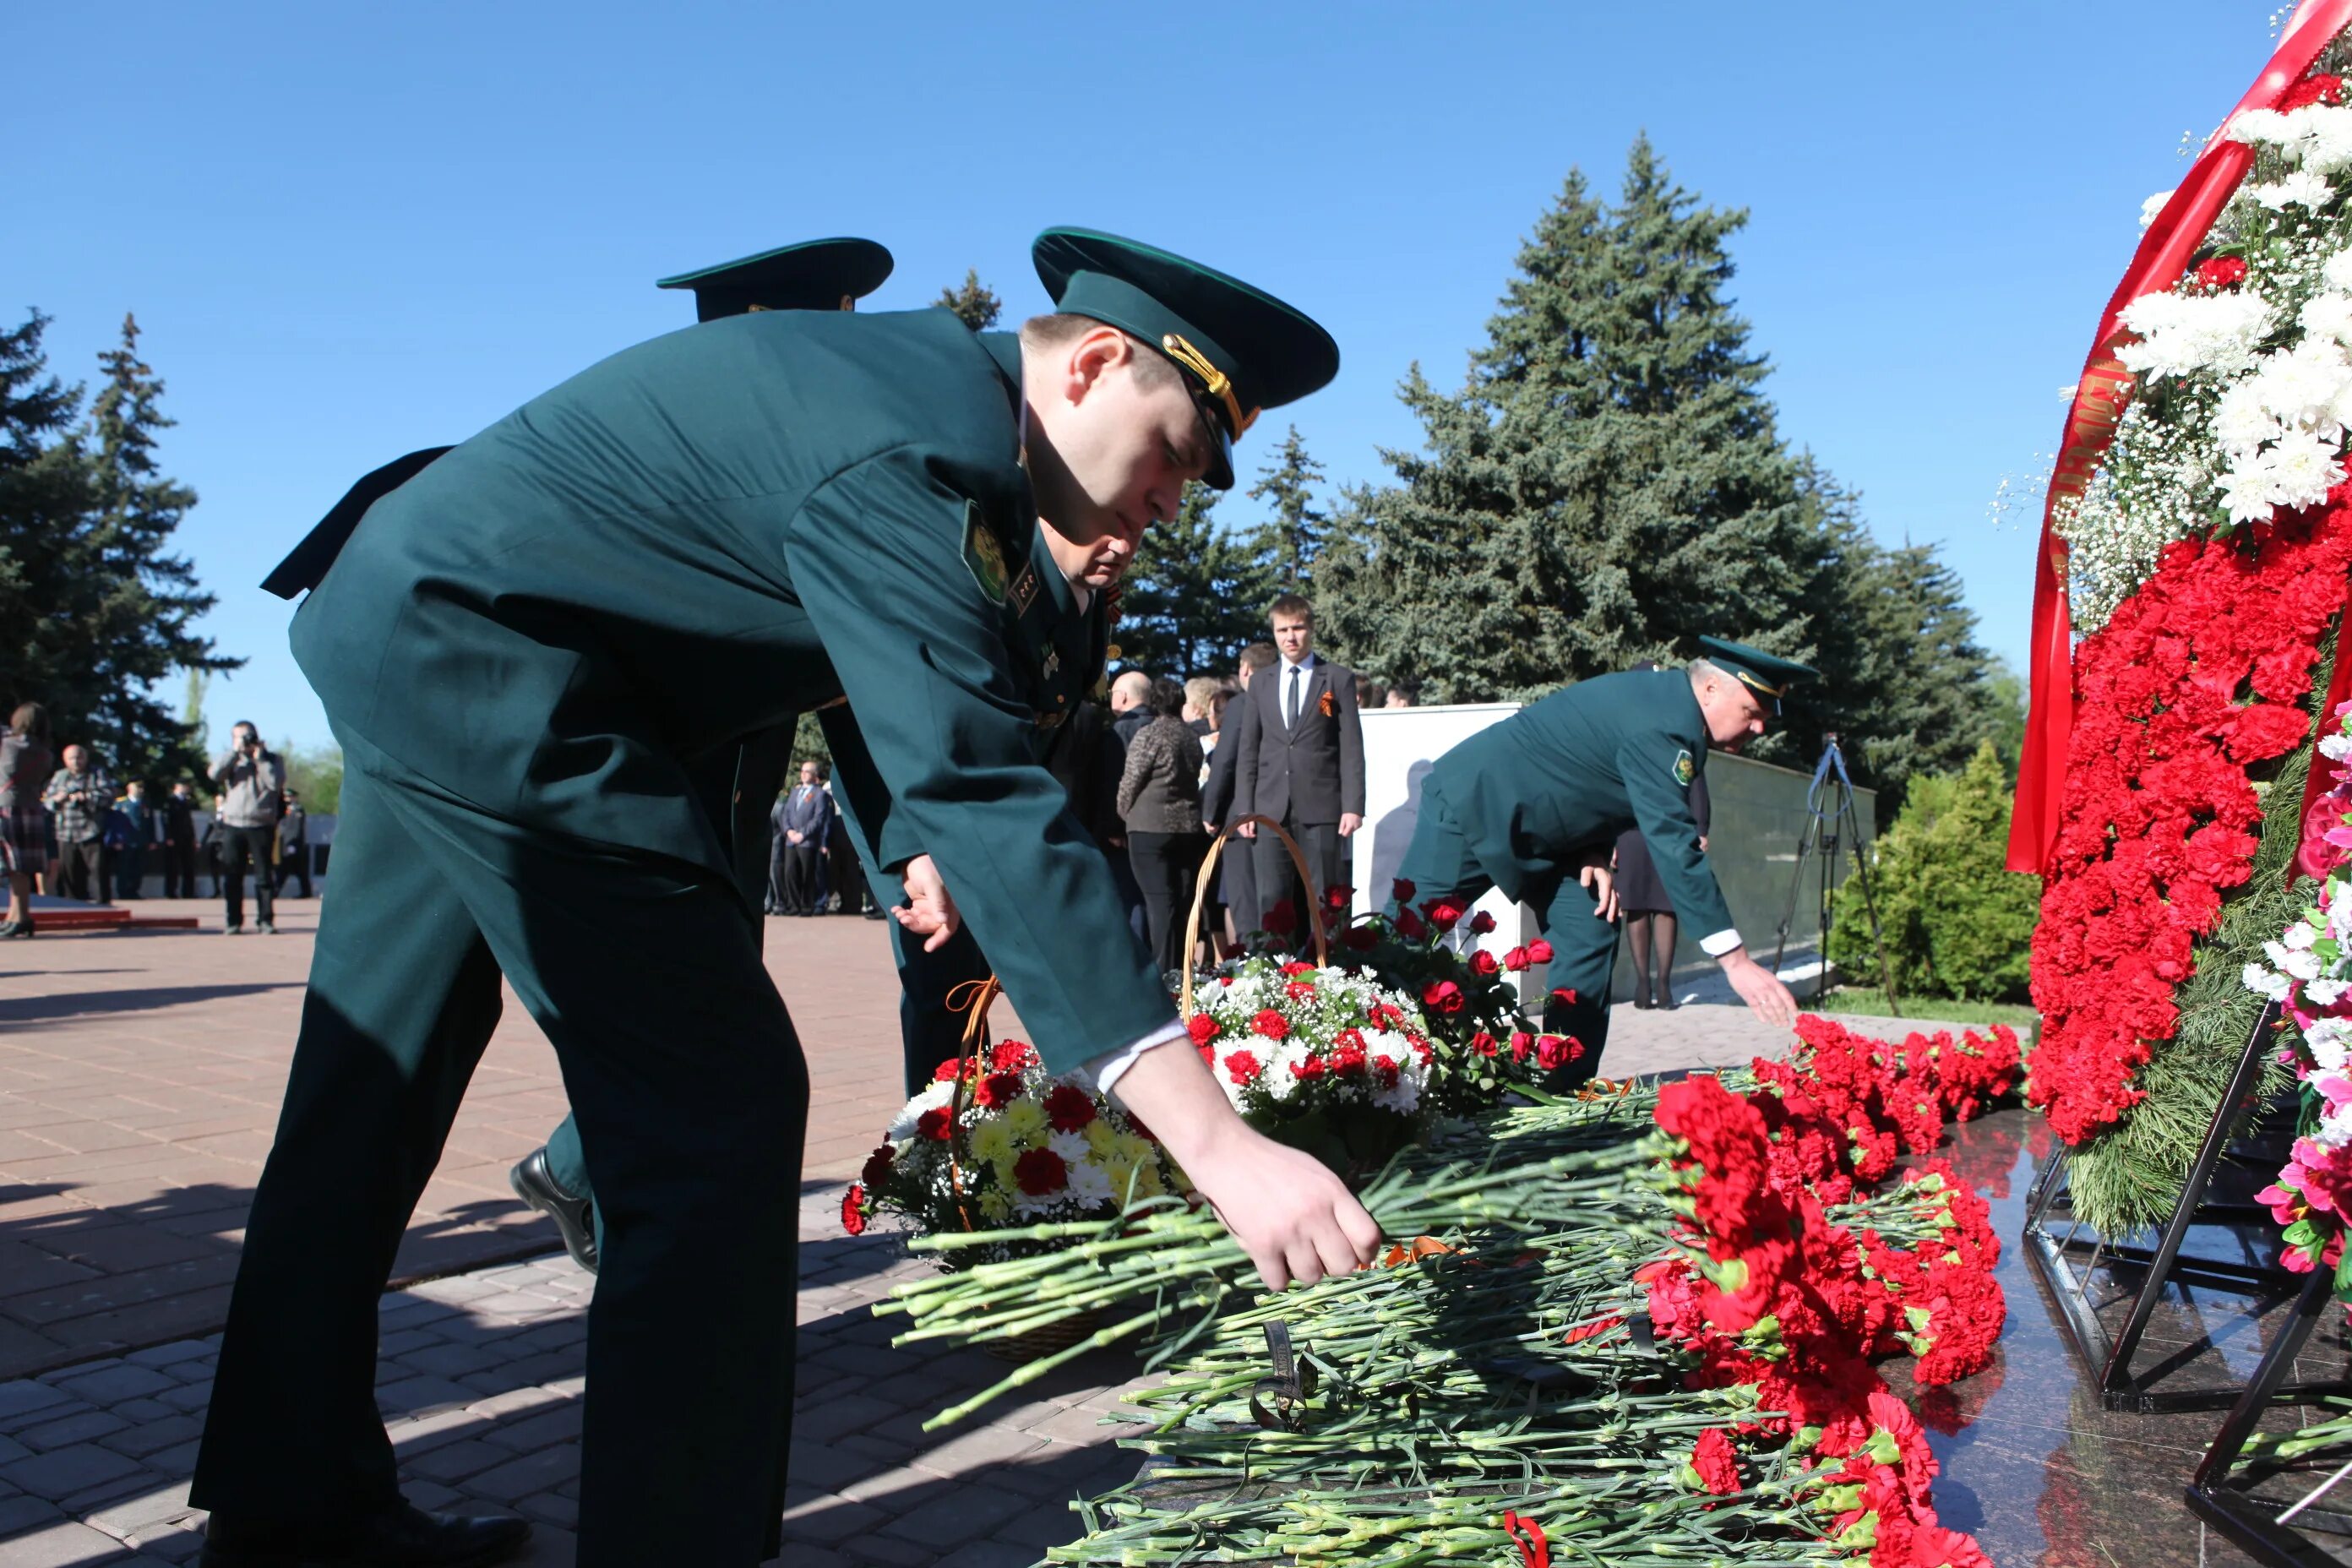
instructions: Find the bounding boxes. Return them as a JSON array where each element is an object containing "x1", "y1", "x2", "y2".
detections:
[
  {"x1": 0, "y1": 702, "x2": 54, "y2": 937},
  {"x1": 775, "y1": 760, "x2": 830, "y2": 915},
  {"x1": 1230, "y1": 597, "x2": 1363, "y2": 932},
  {"x1": 1117, "y1": 677, "x2": 1206, "y2": 977},
  {"x1": 1394, "y1": 640, "x2": 1812, "y2": 1082},
  {"x1": 115, "y1": 781, "x2": 151, "y2": 900},
  {"x1": 161, "y1": 781, "x2": 199, "y2": 898},
  {"x1": 202, "y1": 226, "x2": 1375, "y2": 1568},
  {"x1": 274, "y1": 789, "x2": 313, "y2": 899}
]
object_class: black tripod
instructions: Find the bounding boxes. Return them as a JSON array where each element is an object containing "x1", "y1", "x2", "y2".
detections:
[{"x1": 1769, "y1": 734, "x2": 1900, "y2": 1012}]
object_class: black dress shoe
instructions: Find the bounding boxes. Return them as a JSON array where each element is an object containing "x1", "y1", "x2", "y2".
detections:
[
  {"x1": 508, "y1": 1147, "x2": 598, "y2": 1273},
  {"x1": 200, "y1": 1502, "x2": 531, "y2": 1567}
]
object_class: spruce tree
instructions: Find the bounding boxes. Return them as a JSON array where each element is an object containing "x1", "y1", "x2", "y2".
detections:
[
  {"x1": 0, "y1": 313, "x2": 234, "y2": 783},
  {"x1": 1246, "y1": 426, "x2": 1327, "y2": 594},
  {"x1": 1320, "y1": 141, "x2": 1817, "y2": 700},
  {"x1": 1118, "y1": 482, "x2": 1274, "y2": 676},
  {"x1": 936, "y1": 270, "x2": 1003, "y2": 331}
]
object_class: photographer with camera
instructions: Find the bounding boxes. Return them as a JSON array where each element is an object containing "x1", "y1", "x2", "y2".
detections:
[{"x1": 210, "y1": 721, "x2": 285, "y2": 934}]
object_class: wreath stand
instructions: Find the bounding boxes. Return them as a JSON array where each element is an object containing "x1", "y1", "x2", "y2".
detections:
[
  {"x1": 2183, "y1": 1265, "x2": 2352, "y2": 1566},
  {"x1": 2023, "y1": 999, "x2": 2342, "y2": 1412}
]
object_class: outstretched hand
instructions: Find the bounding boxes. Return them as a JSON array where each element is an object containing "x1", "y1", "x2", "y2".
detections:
[
  {"x1": 893, "y1": 854, "x2": 961, "y2": 953},
  {"x1": 1722, "y1": 948, "x2": 1798, "y2": 1029}
]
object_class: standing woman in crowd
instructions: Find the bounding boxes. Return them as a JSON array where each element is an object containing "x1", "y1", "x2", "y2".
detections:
[
  {"x1": 1612, "y1": 662, "x2": 1712, "y2": 1010},
  {"x1": 0, "y1": 703, "x2": 55, "y2": 938},
  {"x1": 1118, "y1": 677, "x2": 1208, "y2": 981}
]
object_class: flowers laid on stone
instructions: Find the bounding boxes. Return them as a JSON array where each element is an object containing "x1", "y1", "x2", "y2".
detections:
[
  {"x1": 843, "y1": 1037, "x2": 1183, "y2": 1261},
  {"x1": 874, "y1": 1012, "x2": 2016, "y2": 1568}
]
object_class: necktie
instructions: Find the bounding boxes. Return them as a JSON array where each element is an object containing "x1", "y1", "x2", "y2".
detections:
[{"x1": 1287, "y1": 665, "x2": 1304, "y2": 728}]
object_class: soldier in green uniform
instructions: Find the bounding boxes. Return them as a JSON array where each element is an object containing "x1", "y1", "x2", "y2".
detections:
[
  {"x1": 193, "y1": 227, "x2": 1380, "y2": 1568},
  {"x1": 502, "y1": 239, "x2": 899, "y2": 1269},
  {"x1": 1391, "y1": 638, "x2": 1813, "y2": 1084}
]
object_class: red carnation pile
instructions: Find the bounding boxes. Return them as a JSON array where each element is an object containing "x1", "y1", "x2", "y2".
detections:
[{"x1": 2029, "y1": 503, "x2": 2352, "y2": 1142}]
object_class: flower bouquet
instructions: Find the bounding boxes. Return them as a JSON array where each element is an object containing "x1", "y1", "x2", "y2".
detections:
[
  {"x1": 844, "y1": 1037, "x2": 1184, "y2": 1268},
  {"x1": 1334, "y1": 876, "x2": 1577, "y2": 1114},
  {"x1": 1186, "y1": 955, "x2": 1436, "y2": 1178}
]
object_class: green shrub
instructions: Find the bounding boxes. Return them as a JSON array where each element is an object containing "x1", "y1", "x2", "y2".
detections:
[{"x1": 1828, "y1": 740, "x2": 2038, "y2": 1004}]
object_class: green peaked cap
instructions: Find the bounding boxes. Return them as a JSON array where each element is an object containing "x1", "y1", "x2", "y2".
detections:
[
  {"x1": 657, "y1": 237, "x2": 894, "y2": 322},
  {"x1": 1696, "y1": 636, "x2": 1819, "y2": 715},
  {"x1": 1032, "y1": 226, "x2": 1339, "y2": 489}
]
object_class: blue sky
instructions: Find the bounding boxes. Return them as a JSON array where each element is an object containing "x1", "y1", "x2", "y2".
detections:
[{"x1": 14, "y1": 1, "x2": 2277, "y2": 754}]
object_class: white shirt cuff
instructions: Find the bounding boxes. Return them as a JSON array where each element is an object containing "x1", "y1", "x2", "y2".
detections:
[
  {"x1": 1084, "y1": 1019, "x2": 1191, "y2": 1101},
  {"x1": 1700, "y1": 928, "x2": 1745, "y2": 959}
]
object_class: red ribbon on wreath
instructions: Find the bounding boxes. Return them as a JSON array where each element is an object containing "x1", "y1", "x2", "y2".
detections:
[{"x1": 2009, "y1": 0, "x2": 2352, "y2": 874}]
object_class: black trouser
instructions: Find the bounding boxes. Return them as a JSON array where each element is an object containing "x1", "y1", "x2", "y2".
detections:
[
  {"x1": 193, "y1": 752, "x2": 807, "y2": 1565},
  {"x1": 765, "y1": 836, "x2": 790, "y2": 912},
  {"x1": 826, "y1": 836, "x2": 862, "y2": 913},
  {"x1": 275, "y1": 849, "x2": 313, "y2": 899},
  {"x1": 220, "y1": 825, "x2": 277, "y2": 928},
  {"x1": 55, "y1": 839, "x2": 105, "y2": 902},
  {"x1": 779, "y1": 841, "x2": 820, "y2": 914},
  {"x1": 1251, "y1": 817, "x2": 1342, "y2": 938},
  {"x1": 162, "y1": 840, "x2": 197, "y2": 897},
  {"x1": 114, "y1": 846, "x2": 146, "y2": 900},
  {"x1": 1128, "y1": 830, "x2": 1205, "y2": 980}
]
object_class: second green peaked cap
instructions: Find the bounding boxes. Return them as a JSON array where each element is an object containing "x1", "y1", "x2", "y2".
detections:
[
  {"x1": 1696, "y1": 636, "x2": 1820, "y2": 715},
  {"x1": 1032, "y1": 227, "x2": 1339, "y2": 489},
  {"x1": 658, "y1": 237, "x2": 894, "y2": 322}
]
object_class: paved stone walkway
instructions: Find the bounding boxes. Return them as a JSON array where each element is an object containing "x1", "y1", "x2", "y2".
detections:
[{"x1": 0, "y1": 903, "x2": 2007, "y2": 1565}]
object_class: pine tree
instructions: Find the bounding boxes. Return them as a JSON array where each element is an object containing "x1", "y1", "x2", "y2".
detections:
[
  {"x1": 1246, "y1": 427, "x2": 1327, "y2": 594},
  {"x1": 1319, "y1": 142, "x2": 1816, "y2": 700},
  {"x1": 0, "y1": 313, "x2": 235, "y2": 784},
  {"x1": 1118, "y1": 483, "x2": 1275, "y2": 676},
  {"x1": 936, "y1": 270, "x2": 1003, "y2": 331}
]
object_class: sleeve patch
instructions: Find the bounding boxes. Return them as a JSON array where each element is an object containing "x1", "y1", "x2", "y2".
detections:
[
  {"x1": 1672, "y1": 749, "x2": 1696, "y2": 787},
  {"x1": 962, "y1": 500, "x2": 1010, "y2": 605}
]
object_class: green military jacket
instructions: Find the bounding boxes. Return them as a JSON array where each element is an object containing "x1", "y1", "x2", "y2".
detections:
[
  {"x1": 1422, "y1": 668, "x2": 1736, "y2": 937},
  {"x1": 292, "y1": 310, "x2": 1170, "y2": 1071}
]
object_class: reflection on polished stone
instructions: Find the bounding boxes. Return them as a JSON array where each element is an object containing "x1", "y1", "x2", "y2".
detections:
[{"x1": 1941, "y1": 1106, "x2": 2352, "y2": 1565}]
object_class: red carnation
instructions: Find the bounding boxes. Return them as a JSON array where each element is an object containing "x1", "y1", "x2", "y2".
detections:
[
  {"x1": 1281, "y1": 960, "x2": 1315, "y2": 975},
  {"x1": 1690, "y1": 1428, "x2": 1740, "y2": 1496},
  {"x1": 1423, "y1": 898, "x2": 1465, "y2": 934},
  {"x1": 916, "y1": 1107, "x2": 954, "y2": 1141},
  {"x1": 1467, "y1": 910, "x2": 1497, "y2": 935},
  {"x1": 975, "y1": 1070, "x2": 1025, "y2": 1109},
  {"x1": 1252, "y1": 1009, "x2": 1290, "y2": 1040},
  {"x1": 1527, "y1": 940, "x2": 1554, "y2": 963},
  {"x1": 2193, "y1": 254, "x2": 2248, "y2": 291},
  {"x1": 991, "y1": 1038, "x2": 1038, "y2": 1070},
  {"x1": 1044, "y1": 1084, "x2": 1097, "y2": 1132},
  {"x1": 1187, "y1": 1012, "x2": 1221, "y2": 1046},
  {"x1": 841, "y1": 1184, "x2": 868, "y2": 1236},
  {"x1": 1222, "y1": 1048, "x2": 1262, "y2": 1085},
  {"x1": 1285, "y1": 980, "x2": 1319, "y2": 999},
  {"x1": 859, "y1": 1145, "x2": 894, "y2": 1189},
  {"x1": 933, "y1": 1059, "x2": 961, "y2": 1083},
  {"x1": 1468, "y1": 949, "x2": 1500, "y2": 977},
  {"x1": 1391, "y1": 877, "x2": 1416, "y2": 904},
  {"x1": 1012, "y1": 1148, "x2": 1068, "y2": 1196},
  {"x1": 2284, "y1": 72, "x2": 2344, "y2": 108}
]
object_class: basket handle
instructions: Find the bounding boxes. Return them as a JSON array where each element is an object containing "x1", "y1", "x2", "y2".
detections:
[
  {"x1": 1180, "y1": 814, "x2": 1331, "y2": 1019},
  {"x1": 940, "y1": 974, "x2": 1002, "y2": 1233}
]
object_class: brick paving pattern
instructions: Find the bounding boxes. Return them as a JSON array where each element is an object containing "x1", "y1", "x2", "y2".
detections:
[{"x1": 0, "y1": 902, "x2": 1999, "y2": 1564}]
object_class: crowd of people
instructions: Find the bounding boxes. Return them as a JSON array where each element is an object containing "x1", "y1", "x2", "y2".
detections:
[{"x1": 0, "y1": 700, "x2": 313, "y2": 938}]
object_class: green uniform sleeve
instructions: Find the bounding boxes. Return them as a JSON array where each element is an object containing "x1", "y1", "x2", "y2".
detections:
[
  {"x1": 1615, "y1": 734, "x2": 1736, "y2": 939},
  {"x1": 782, "y1": 445, "x2": 1175, "y2": 1072}
]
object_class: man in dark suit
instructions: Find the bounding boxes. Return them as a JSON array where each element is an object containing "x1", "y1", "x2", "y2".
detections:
[
  {"x1": 1231, "y1": 596, "x2": 1364, "y2": 930},
  {"x1": 161, "y1": 781, "x2": 199, "y2": 898},
  {"x1": 776, "y1": 760, "x2": 830, "y2": 916}
]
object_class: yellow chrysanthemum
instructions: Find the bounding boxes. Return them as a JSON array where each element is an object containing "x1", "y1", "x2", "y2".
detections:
[
  {"x1": 978, "y1": 1190, "x2": 1012, "y2": 1222},
  {"x1": 1001, "y1": 1100, "x2": 1048, "y2": 1145},
  {"x1": 969, "y1": 1119, "x2": 1015, "y2": 1164}
]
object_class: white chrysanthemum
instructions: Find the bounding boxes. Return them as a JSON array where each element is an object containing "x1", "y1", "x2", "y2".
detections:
[
  {"x1": 1064, "y1": 1156, "x2": 1113, "y2": 1207},
  {"x1": 2325, "y1": 250, "x2": 2352, "y2": 295},
  {"x1": 2214, "y1": 379, "x2": 2283, "y2": 455},
  {"x1": 2303, "y1": 292, "x2": 2352, "y2": 346},
  {"x1": 2286, "y1": 921, "x2": 2322, "y2": 952},
  {"x1": 2140, "y1": 189, "x2": 2177, "y2": 229},
  {"x1": 2254, "y1": 171, "x2": 2336, "y2": 210},
  {"x1": 1048, "y1": 1129, "x2": 1092, "y2": 1165},
  {"x1": 2116, "y1": 290, "x2": 2275, "y2": 381},
  {"x1": 2307, "y1": 977, "x2": 2352, "y2": 1010},
  {"x1": 2228, "y1": 108, "x2": 2293, "y2": 148},
  {"x1": 2246, "y1": 962, "x2": 2295, "y2": 1002},
  {"x1": 2267, "y1": 939, "x2": 2327, "y2": 982},
  {"x1": 2219, "y1": 455, "x2": 2284, "y2": 523},
  {"x1": 887, "y1": 1080, "x2": 955, "y2": 1141},
  {"x1": 2320, "y1": 731, "x2": 2352, "y2": 760},
  {"x1": 2289, "y1": 105, "x2": 2352, "y2": 172},
  {"x1": 2266, "y1": 427, "x2": 2344, "y2": 508},
  {"x1": 2254, "y1": 340, "x2": 2352, "y2": 423},
  {"x1": 2310, "y1": 1016, "x2": 2352, "y2": 1072}
]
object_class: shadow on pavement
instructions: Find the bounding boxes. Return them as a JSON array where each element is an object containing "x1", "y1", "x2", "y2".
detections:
[{"x1": 0, "y1": 982, "x2": 307, "y2": 1026}]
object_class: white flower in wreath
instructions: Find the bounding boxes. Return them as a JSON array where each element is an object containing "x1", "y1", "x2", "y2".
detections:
[
  {"x1": 2326, "y1": 249, "x2": 2352, "y2": 296},
  {"x1": 2116, "y1": 290, "x2": 2274, "y2": 380},
  {"x1": 2267, "y1": 939, "x2": 2327, "y2": 982},
  {"x1": 2140, "y1": 189, "x2": 2176, "y2": 229},
  {"x1": 2309, "y1": 1016, "x2": 2352, "y2": 1073},
  {"x1": 2265, "y1": 427, "x2": 2345, "y2": 509},
  {"x1": 2251, "y1": 171, "x2": 2336, "y2": 210},
  {"x1": 2285, "y1": 921, "x2": 2321, "y2": 952},
  {"x1": 2319, "y1": 731, "x2": 2352, "y2": 761},
  {"x1": 2320, "y1": 1095, "x2": 2352, "y2": 1148},
  {"x1": 2227, "y1": 108, "x2": 2293, "y2": 149},
  {"x1": 1063, "y1": 1154, "x2": 1114, "y2": 1207},
  {"x1": 2306, "y1": 977, "x2": 2352, "y2": 1010},
  {"x1": 2219, "y1": 456, "x2": 2286, "y2": 525},
  {"x1": 2303, "y1": 293, "x2": 2352, "y2": 348},
  {"x1": 2215, "y1": 379, "x2": 2284, "y2": 457},
  {"x1": 2252, "y1": 340, "x2": 2352, "y2": 427},
  {"x1": 2289, "y1": 106, "x2": 2352, "y2": 172},
  {"x1": 2245, "y1": 961, "x2": 2295, "y2": 1003}
]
